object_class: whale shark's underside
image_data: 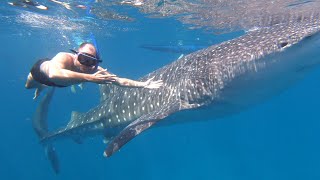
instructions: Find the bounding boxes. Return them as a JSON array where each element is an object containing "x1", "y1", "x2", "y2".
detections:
[{"x1": 41, "y1": 17, "x2": 320, "y2": 158}]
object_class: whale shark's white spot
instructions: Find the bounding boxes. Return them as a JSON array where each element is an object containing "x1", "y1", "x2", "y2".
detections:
[
  {"x1": 142, "y1": 107, "x2": 145, "y2": 111},
  {"x1": 115, "y1": 104, "x2": 118, "y2": 108},
  {"x1": 100, "y1": 123, "x2": 104, "y2": 127},
  {"x1": 133, "y1": 103, "x2": 136, "y2": 106},
  {"x1": 122, "y1": 100, "x2": 124, "y2": 104},
  {"x1": 109, "y1": 119, "x2": 111, "y2": 123},
  {"x1": 122, "y1": 110, "x2": 125, "y2": 113},
  {"x1": 99, "y1": 113, "x2": 101, "y2": 117},
  {"x1": 128, "y1": 113, "x2": 131, "y2": 117},
  {"x1": 134, "y1": 111, "x2": 136, "y2": 115}
]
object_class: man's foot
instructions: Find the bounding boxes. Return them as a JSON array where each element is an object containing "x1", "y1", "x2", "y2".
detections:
[{"x1": 33, "y1": 85, "x2": 46, "y2": 99}]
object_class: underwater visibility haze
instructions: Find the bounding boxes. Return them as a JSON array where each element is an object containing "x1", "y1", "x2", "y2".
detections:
[{"x1": 1, "y1": 0, "x2": 320, "y2": 179}]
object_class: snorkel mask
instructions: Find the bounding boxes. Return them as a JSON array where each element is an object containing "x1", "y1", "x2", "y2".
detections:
[{"x1": 70, "y1": 49, "x2": 102, "y2": 67}]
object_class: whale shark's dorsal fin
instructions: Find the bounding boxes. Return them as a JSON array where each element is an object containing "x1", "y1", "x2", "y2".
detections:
[
  {"x1": 68, "y1": 111, "x2": 85, "y2": 144},
  {"x1": 103, "y1": 101, "x2": 181, "y2": 157},
  {"x1": 68, "y1": 111, "x2": 84, "y2": 127},
  {"x1": 99, "y1": 84, "x2": 115, "y2": 102}
]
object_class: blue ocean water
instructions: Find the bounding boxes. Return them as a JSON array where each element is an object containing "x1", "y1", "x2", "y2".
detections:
[{"x1": 1, "y1": 1, "x2": 320, "y2": 179}]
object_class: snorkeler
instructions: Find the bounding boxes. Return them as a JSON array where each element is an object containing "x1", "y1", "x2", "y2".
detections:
[
  {"x1": 8, "y1": 0, "x2": 48, "y2": 10},
  {"x1": 25, "y1": 42, "x2": 163, "y2": 99}
]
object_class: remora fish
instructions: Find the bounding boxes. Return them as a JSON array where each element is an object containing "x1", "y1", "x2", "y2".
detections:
[{"x1": 41, "y1": 18, "x2": 320, "y2": 158}]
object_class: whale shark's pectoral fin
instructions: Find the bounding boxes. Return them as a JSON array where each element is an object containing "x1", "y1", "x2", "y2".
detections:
[{"x1": 104, "y1": 101, "x2": 180, "y2": 157}]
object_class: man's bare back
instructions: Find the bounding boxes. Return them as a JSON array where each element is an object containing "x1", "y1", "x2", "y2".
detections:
[{"x1": 26, "y1": 42, "x2": 163, "y2": 99}]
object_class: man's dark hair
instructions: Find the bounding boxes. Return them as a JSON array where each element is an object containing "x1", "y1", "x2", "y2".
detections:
[
  {"x1": 79, "y1": 42, "x2": 95, "y2": 49},
  {"x1": 79, "y1": 42, "x2": 100, "y2": 59}
]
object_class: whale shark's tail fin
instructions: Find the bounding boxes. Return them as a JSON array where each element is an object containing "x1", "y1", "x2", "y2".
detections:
[
  {"x1": 44, "y1": 144, "x2": 59, "y2": 174},
  {"x1": 32, "y1": 88, "x2": 60, "y2": 174}
]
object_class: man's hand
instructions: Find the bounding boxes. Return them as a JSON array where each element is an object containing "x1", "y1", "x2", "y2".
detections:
[
  {"x1": 88, "y1": 70, "x2": 117, "y2": 84},
  {"x1": 143, "y1": 77, "x2": 163, "y2": 89}
]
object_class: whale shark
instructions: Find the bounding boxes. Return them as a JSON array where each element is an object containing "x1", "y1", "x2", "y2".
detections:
[
  {"x1": 140, "y1": 44, "x2": 208, "y2": 54},
  {"x1": 40, "y1": 17, "x2": 320, "y2": 158}
]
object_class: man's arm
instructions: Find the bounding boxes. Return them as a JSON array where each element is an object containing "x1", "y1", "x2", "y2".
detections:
[
  {"x1": 46, "y1": 63, "x2": 115, "y2": 86},
  {"x1": 49, "y1": 68, "x2": 115, "y2": 86},
  {"x1": 112, "y1": 76, "x2": 163, "y2": 89},
  {"x1": 96, "y1": 67, "x2": 163, "y2": 89}
]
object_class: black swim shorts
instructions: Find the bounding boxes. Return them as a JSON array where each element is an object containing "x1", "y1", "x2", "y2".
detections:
[{"x1": 30, "y1": 58, "x2": 66, "y2": 87}]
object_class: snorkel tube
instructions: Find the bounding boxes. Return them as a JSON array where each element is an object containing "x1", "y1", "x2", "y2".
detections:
[
  {"x1": 89, "y1": 32, "x2": 101, "y2": 60},
  {"x1": 86, "y1": 0, "x2": 101, "y2": 60}
]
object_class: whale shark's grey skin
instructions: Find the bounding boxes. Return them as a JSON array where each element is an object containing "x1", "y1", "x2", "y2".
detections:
[
  {"x1": 42, "y1": 17, "x2": 320, "y2": 157},
  {"x1": 140, "y1": 44, "x2": 208, "y2": 54}
]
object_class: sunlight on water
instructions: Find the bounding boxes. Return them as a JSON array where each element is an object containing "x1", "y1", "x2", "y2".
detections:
[
  {"x1": 17, "y1": 11, "x2": 84, "y2": 30},
  {"x1": 2, "y1": 0, "x2": 320, "y2": 179}
]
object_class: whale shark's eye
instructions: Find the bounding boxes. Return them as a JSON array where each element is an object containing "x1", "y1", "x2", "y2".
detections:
[{"x1": 279, "y1": 42, "x2": 288, "y2": 48}]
